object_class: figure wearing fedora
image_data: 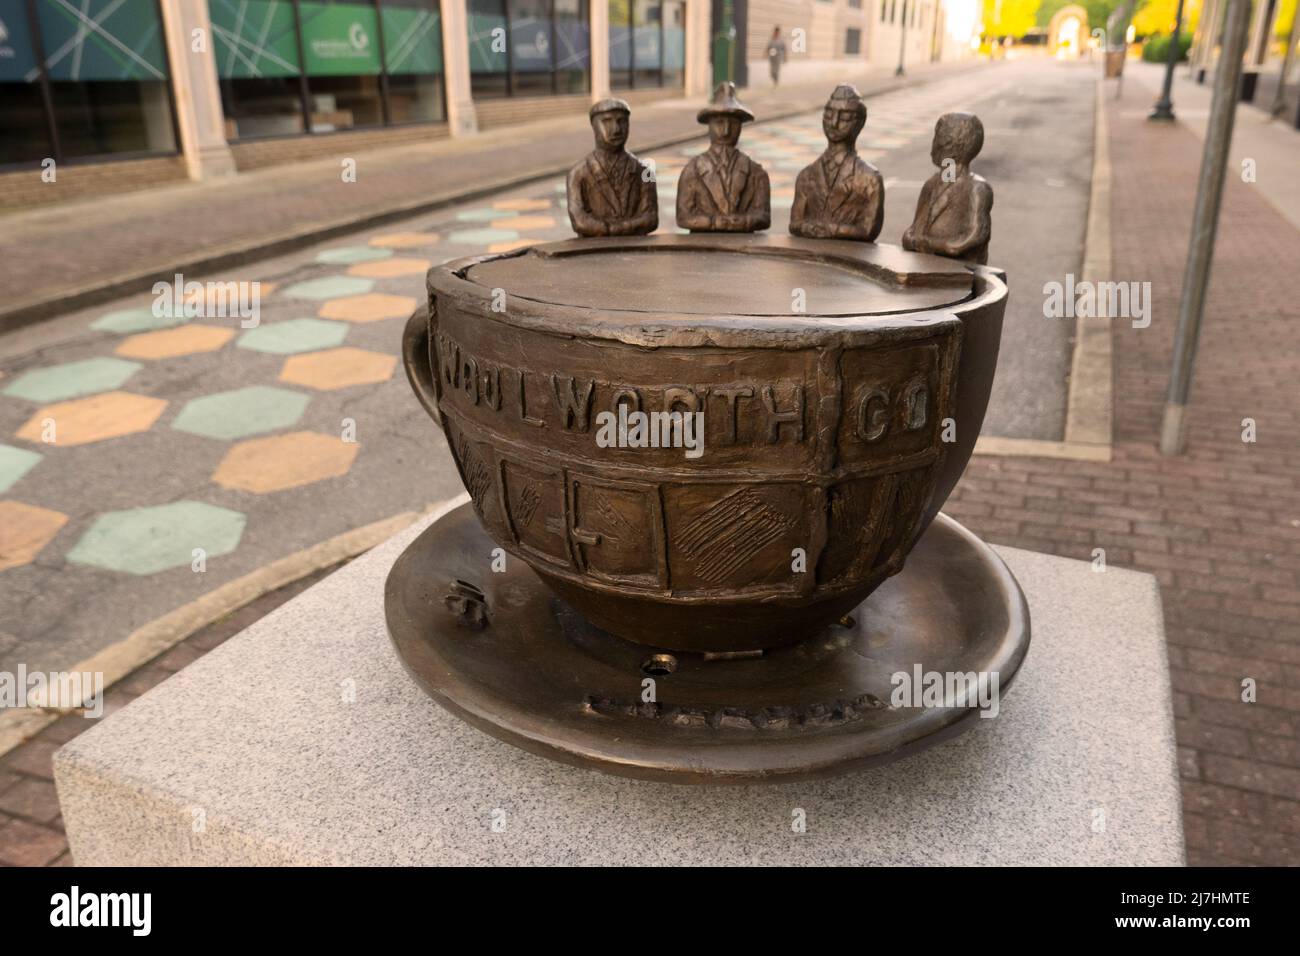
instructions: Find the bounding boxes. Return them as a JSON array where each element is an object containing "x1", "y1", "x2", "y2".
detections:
[
  {"x1": 676, "y1": 83, "x2": 771, "y2": 233},
  {"x1": 902, "y1": 112, "x2": 993, "y2": 264},
  {"x1": 567, "y1": 98, "x2": 659, "y2": 237},
  {"x1": 790, "y1": 85, "x2": 884, "y2": 242}
]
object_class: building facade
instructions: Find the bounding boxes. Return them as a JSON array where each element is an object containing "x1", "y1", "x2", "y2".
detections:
[{"x1": 0, "y1": 0, "x2": 974, "y2": 205}]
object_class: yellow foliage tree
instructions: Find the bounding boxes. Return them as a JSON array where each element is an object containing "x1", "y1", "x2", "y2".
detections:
[
  {"x1": 982, "y1": 0, "x2": 1043, "y2": 37},
  {"x1": 1132, "y1": 0, "x2": 1201, "y2": 36}
]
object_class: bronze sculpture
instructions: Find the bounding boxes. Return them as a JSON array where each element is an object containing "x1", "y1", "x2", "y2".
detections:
[
  {"x1": 566, "y1": 98, "x2": 659, "y2": 237},
  {"x1": 790, "y1": 84, "x2": 884, "y2": 241},
  {"x1": 675, "y1": 83, "x2": 771, "y2": 233},
  {"x1": 390, "y1": 99, "x2": 1027, "y2": 784},
  {"x1": 902, "y1": 112, "x2": 993, "y2": 264}
]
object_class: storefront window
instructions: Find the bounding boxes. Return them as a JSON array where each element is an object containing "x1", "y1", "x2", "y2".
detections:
[
  {"x1": 210, "y1": 0, "x2": 443, "y2": 138},
  {"x1": 553, "y1": 0, "x2": 590, "y2": 94},
  {"x1": 0, "y1": 0, "x2": 178, "y2": 165},
  {"x1": 383, "y1": 0, "x2": 445, "y2": 122},
  {"x1": 0, "y1": 0, "x2": 54, "y2": 164},
  {"x1": 469, "y1": 0, "x2": 508, "y2": 97},
  {"x1": 609, "y1": 0, "x2": 678, "y2": 89},
  {"x1": 211, "y1": 0, "x2": 308, "y2": 138},
  {"x1": 471, "y1": 0, "x2": 588, "y2": 98}
]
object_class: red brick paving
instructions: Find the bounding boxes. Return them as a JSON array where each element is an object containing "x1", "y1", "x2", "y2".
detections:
[{"x1": 945, "y1": 90, "x2": 1300, "y2": 866}]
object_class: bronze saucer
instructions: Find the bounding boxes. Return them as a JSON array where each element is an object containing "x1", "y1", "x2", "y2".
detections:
[{"x1": 385, "y1": 503, "x2": 1031, "y2": 785}]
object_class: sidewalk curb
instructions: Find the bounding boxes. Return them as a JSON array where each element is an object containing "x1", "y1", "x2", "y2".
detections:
[
  {"x1": 0, "y1": 499, "x2": 464, "y2": 757},
  {"x1": 0, "y1": 65, "x2": 985, "y2": 335}
]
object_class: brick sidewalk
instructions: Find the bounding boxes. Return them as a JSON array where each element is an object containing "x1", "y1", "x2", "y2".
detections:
[{"x1": 944, "y1": 82, "x2": 1300, "y2": 864}]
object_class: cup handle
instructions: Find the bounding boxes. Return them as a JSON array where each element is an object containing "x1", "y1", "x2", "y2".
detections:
[{"x1": 402, "y1": 305, "x2": 442, "y2": 430}]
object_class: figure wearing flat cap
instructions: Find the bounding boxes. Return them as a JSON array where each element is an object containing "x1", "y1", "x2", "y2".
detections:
[
  {"x1": 902, "y1": 112, "x2": 993, "y2": 264},
  {"x1": 567, "y1": 98, "x2": 658, "y2": 237},
  {"x1": 676, "y1": 83, "x2": 771, "y2": 233},
  {"x1": 790, "y1": 85, "x2": 884, "y2": 242}
]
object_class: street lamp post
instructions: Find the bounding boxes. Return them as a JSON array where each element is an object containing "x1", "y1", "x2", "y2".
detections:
[
  {"x1": 1159, "y1": 0, "x2": 1252, "y2": 455},
  {"x1": 897, "y1": 0, "x2": 909, "y2": 76},
  {"x1": 1150, "y1": 0, "x2": 1189, "y2": 120}
]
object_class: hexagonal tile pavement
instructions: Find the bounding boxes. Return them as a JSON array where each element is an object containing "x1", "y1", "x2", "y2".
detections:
[
  {"x1": 0, "y1": 501, "x2": 68, "y2": 571},
  {"x1": 237, "y1": 318, "x2": 349, "y2": 354},
  {"x1": 455, "y1": 207, "x2": 503, "y2": 222},
  {"x1": 15, "y1": 392, "x2": 167, "y2": 447},
  {"x1": 171, "y1": 385, "x2": 310, "y2": 440},
  {"x1": 369, "y1": 232, "x2": 440, "y2": 248},
  {"x1": 318, "y1": 293, "x2": 417, "y2": 323},
  {"x1": 279, "y1": 348, "x2": 397, "y2": 390},
  {"x1": 2, "y1": 357, "x2": 142, "y2": 403},
  {"x1": 490, "y1": 215, "x2": 556, "y2": 231},
  {"x1": 283, "y1": 276, "x2": 374, "y2": 300},
  {"x1": 0, "y1": 444, "x2": 42, "y2": 493},
  {"x1": 91, "y1": 307, "x2": 186, "y2": 334},
  {"x1": 493, "y1": 198, "x2": 553, "y2": 212},
  {"x1": 213, "y1": 431, "x2": 360, "y2": 493},
  {"x1": 487, "y1": 239, "x2": 540, "y2": 254},
  {"x1": 66, "y1": 501, "x2": 245, "y2": 575},
  {"x1": 115, "y1": 325, "x2": 235, "y2": 360},
  {"x1": 346, "y1": 257, "x2": 431, "y2": 279},
  {"x1": 316, "y1": 246, "x2": 393, "y2": 265},
  {"x1": 448, "y1": 227, "x2": 519, "y2": 245}
]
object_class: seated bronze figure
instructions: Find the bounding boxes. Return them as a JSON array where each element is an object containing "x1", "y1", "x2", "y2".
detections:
[
  {"x1": 675, "y1": 83, "x2": 771, "y2": 233},
  {"x1": 902, "y1": 112, "x2": 993, "y2": 264},
  {"x1": 567, "y1": 98, "x2": 659, "y2": 238},
  {"x1": 790, "y1": 84, "x2": 884, "y2": 242}
]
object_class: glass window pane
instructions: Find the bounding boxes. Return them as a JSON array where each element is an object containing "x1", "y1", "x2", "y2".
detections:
[
  {"x1": 382, "y1": 0, "x2": 444, "y2": 122},
  {"x1": 554, "y1": 0, "x2": 589, "y2": 94},
  {"x1": 661, "y1": 0, "x2": 683, "y2": 86},
  {"x1": 633, "y1": 0, "x2": 661, "y2": 80},
  {"x1": 609, "y1": 0, "x2": 631, "y2": 87},
  {"x1": 299, "y1": 0, "x2": 383, "y2": 130},
  {"x1": 0, "y1": 0, "x2": 54, "y2": 163},
  {"x1": 36, "y1": 0, "x2": 176, "y2": 158},
  {"x1": 209, "y1": 0, "x2": 305, "y2": 139},
  {"x1": 469, "y1": 0, "x2": 507, "y2": 84}
]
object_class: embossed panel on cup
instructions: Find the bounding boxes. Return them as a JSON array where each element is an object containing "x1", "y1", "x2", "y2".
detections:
[{"x1": 500, "y1": 459, "x2": 572, "y2": 569}]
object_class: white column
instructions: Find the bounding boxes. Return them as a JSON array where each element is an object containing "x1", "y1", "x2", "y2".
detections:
[
  {"x1": 159, "y1": 0, "x2": 237, "y2": 180},
  {"x1": 441, "y1": 0, "x2": 478, "y2": 135},
  {"x1": 590, "y1": 0, "x2": 611, "y2": 100},
  {"x1": 684, "y1": 0, "x2": 712, "y2": 96}
]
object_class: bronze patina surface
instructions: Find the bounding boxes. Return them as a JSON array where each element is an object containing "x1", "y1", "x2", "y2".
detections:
[
  {"x1": 676, "y1": 83, "x2": 771, "y2": 233},
  {"x1": 566, "y1": 98, "x2": 658, "y2": 237},
  {"x1": 902, "y1": 112, "x2": 994, "y2": 264},
  {"x1": 385, "y1": 501, "x2": 1030, "y2": 784},
  {"x1": 790, "y1": 84, "x2": 885, "y2": 242},
  {"x1": 405, "y1": 233, "x2": 1008, "y2": 653}
]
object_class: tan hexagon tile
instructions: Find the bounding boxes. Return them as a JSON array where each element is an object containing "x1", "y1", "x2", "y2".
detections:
[
  {"x1": 346, "y1": 257, "x2": 432, "y2": 279},
  {"x1": 115, "y1": 324, "x2": 236, "y2": 360},
  {"x1": 279, "y1": 347, "x2": 397, "y2": 390},
  {"x1": 369, "y1": 232, "x2": 440, "y2": 248},
  {"x1": 182, "y1": 280, "x2": 277, "y2": 311},
  {"x1": 487, "y1": 239, "x2": 541, "y2": 254},
  {"x1": 0, "y1": 501, "x2": 68, "y2": 571},
  {"x1": 213, "y1": 431, "x2": 359, "y2": 494},
  {"x1": 15, "y1": 392, "x2": 167, "y2": 447},
  {"x1": 318, "y1": 293, "x2": 417, "y2": 323},
  {"x1": 490, "y1": 215, "x2": 557, "y2": 230},
  {"x1": 493, "y1": 198, "x2": 553, "y2": 212}
]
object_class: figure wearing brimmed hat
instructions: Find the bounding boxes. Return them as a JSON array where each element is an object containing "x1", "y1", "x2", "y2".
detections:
[
  {"x1": 567, "y1": 98, "x2": 658, "y2": 237},
  {"x1": 790, "y1": 84, "x2": 884, "y2": 242},
  {"x1": 902, "y1": 112, "x2": 993, "y2": 264},
  {"x1": 676, "y1": 83, "x2": 771, "y2": 233}
]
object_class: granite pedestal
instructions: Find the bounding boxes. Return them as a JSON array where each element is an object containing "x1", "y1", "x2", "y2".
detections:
[{"x1": 55, "y1": 495, "x2": 1185, "y2": 866}]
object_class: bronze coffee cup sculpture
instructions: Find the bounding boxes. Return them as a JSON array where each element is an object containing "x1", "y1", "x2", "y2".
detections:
[{"x1": 388, "y1": 101, "x2": 1029, "y2": 783}]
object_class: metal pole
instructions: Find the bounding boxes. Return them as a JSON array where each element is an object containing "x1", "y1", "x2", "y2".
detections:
[
  {"x1": 1271, "y1": 10, "x2": 1299, "y2": 117},
  {"x1": 1150, "y1": 0, "x2": 1188, "y2": 119},
  {"x1": 896, "y1": 0, "x2": 908, "y2": 76},
  {"x1": 1159, "y1": 0, "x2": 1252, "y2": 456}
]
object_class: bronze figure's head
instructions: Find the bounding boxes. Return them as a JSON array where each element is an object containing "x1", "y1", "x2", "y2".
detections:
[
  {"x1": 823, "y1": 84, "x2": 867, "y2": 147},
  {"x1": 589, "y1": 97, "x2": 631, "y2": 151},
  {"x1": 698, "y1": 82, "x2": 754, "y2": 149},
  {"x1": 931, "y1": 111, "x2": 984, "y2": 169}
]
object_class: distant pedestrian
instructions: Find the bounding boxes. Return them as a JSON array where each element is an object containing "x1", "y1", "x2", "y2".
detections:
[{"x1": 766, "y1": 26, "x2": 787, "y2": 87}]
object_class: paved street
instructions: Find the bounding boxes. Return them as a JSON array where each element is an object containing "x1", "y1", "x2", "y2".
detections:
[{"x1": 0, "y1": 57, "x2": 1091, "y2": 676}]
